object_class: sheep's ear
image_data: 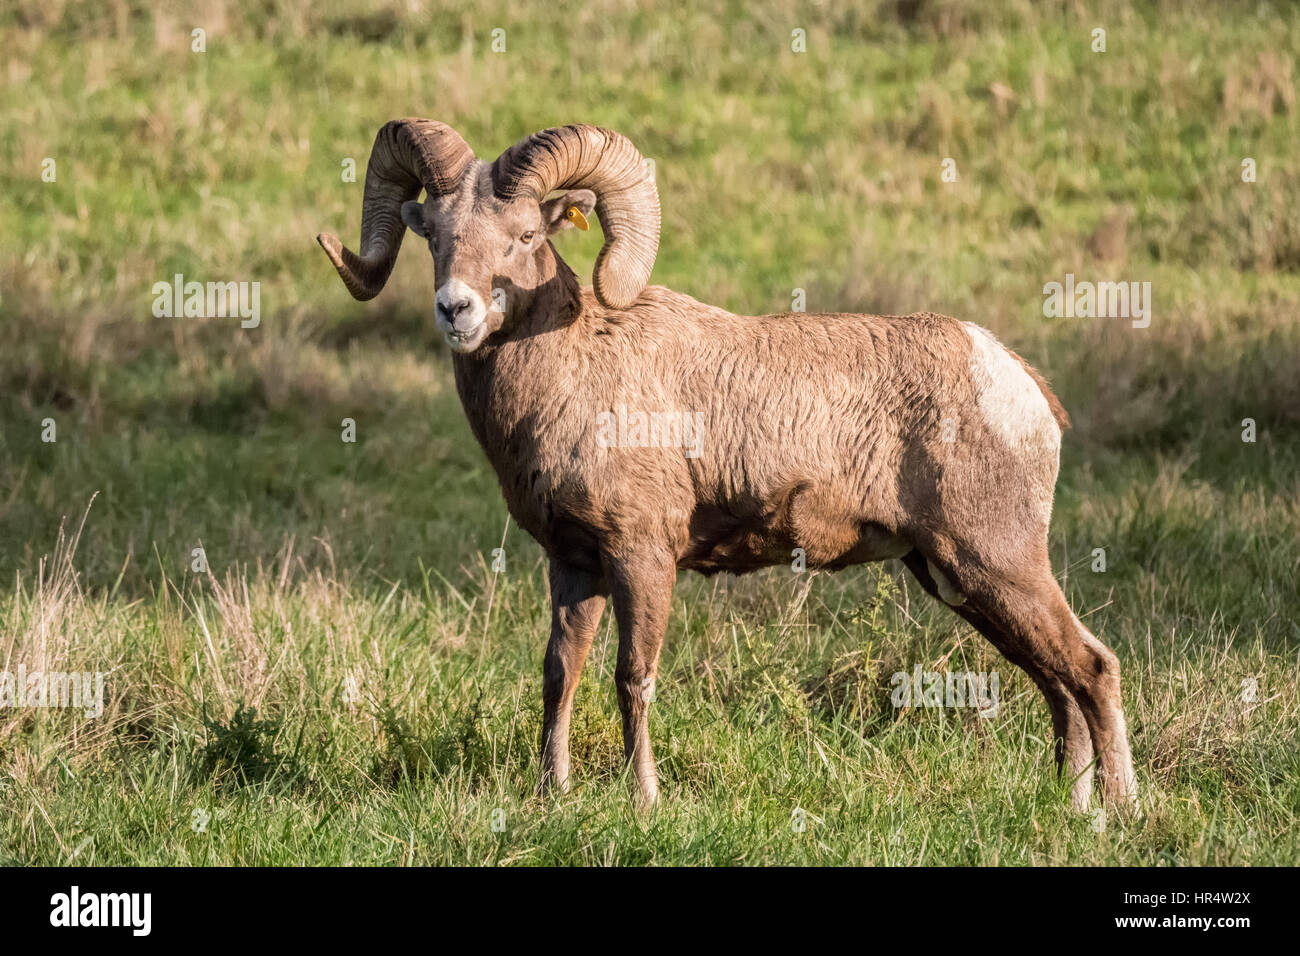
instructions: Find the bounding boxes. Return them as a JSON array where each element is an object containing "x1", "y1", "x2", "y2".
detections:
[
  {"x1": 401, "y1": 200, "x2": 431, "y2": 239},
  {"x1": 541, "y1": 189, "x2": 596, "y2": 235}
]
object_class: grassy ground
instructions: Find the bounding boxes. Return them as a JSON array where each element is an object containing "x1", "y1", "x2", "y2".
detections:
[{"x1": 1, "y1": 0, "x2": 1298, "y2": 864}]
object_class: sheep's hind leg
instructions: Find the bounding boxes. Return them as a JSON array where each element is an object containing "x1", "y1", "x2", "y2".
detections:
[
  {"x1": 603, "y1": 546, "x2": 676, "y2": 807},
  {"x1": 964, "y1": 558, "x2": 1133, "y2": 808},
  {"x1": 998, "y1": 574, "x2": 1136, "y2": 809},
  {"x1": 901, "y1": 550, "x2": 1098, "y2": 811},
  {"x1": 540, "y1": 559, "x2": 607, "y2": 796}
]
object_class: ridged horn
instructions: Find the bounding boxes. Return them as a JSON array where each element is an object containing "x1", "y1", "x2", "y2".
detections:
[
  {"x1": 317, "y1": 119, "x2": 475, "y2": 300},
  {"x1": 491, "y1": 125, "x2": 659, "y2": 309}
]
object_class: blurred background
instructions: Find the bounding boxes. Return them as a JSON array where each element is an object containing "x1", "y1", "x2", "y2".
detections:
[{"x1": 0, "y1": 1, "x2": 1297, "y2": 864}]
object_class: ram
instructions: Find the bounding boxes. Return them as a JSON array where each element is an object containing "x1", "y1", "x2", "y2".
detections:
[{"x1": 317, "y1": 120, "x2": 1136, "y2": 810}]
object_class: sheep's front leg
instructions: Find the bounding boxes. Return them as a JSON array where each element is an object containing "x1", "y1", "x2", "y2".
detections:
[
  {"x1": 540, "y1": 560, "x2": 607, "y2": 795},
  {"x1": 605, "y1": 548, "x2": 676, "y2": 807}
]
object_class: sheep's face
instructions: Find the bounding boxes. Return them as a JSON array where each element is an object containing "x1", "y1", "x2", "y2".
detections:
[{"x1": 401, "y1": 184, "x2": 596, "y2": 353}]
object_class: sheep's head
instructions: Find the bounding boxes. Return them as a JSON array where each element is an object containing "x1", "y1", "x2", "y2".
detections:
[
  {"x1": 396, "y1": 180, "x2": 598, "y2": 353},
  {"x1": 317, "y1": 121, "x2": 660, "y2": 354}
]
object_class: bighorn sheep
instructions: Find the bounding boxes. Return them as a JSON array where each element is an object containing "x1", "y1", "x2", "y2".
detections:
[{"x1": 317, "y1": 120, "x2": 1137, "y2": 810}]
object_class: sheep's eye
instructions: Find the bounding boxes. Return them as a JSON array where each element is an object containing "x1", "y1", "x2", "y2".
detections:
[{"x1": 520, "y1": 230, "x2": 535, "y2": 244}]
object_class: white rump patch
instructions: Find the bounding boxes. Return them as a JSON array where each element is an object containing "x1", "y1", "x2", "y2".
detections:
[
  {"x1": 963, "y1": 323, "x2": 1058, "y2": 452},
  {"x1": 926, "y1": 559, "x2": 966, "y2": 606}
]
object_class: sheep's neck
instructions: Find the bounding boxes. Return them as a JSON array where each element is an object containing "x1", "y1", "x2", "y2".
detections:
[{"x1": 448, "y1": 256, "x2": 589, "y2": 544}]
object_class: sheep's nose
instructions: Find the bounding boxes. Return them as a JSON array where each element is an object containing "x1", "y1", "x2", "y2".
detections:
[
  {"x1": 437, "y1": 293, "x2": 477, "y2": 330},
  {"x1": 444, "y1": 296, "x2": 475, "y2": 328},
  {"x1": 436, "y1": 279, "x2": 484, "y2": 332}
]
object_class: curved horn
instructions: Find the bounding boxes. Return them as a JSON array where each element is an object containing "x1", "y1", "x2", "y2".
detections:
[
  {"x1": 317, "y1": 119, "x2": 475, "y2": 301},
  {"x1": 491, "y1": 125, "x2": 659, "y2": 309}
]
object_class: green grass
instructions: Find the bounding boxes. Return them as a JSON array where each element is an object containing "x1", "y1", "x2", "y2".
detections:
[{"x1": 1, "y1": 0, "x2": 1298, "y2": 865}]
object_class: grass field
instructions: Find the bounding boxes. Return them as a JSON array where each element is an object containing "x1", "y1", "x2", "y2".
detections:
[{"x1": 1, "y1": 0, "x2": 1298, "y2": 865}]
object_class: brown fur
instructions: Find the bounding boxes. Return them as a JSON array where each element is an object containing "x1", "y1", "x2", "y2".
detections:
[
  {"x1": 325, "y1": 146, "x2": 1135, "y2": 812},
  {"x1": 455, "y1": 269, "x2": 1133, "y2": 809}
]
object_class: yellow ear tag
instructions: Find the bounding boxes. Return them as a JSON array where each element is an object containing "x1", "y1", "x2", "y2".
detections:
[{"x1": 565, "y1": 206, "x2": 590, "y2": 231}]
